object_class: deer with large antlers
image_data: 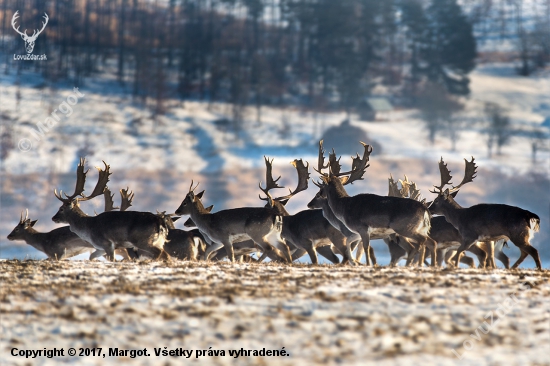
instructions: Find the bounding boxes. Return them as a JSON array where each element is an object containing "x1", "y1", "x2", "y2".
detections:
[
  {"x1": 310, "y1": 141, "x2": 438, "y2": 266},
  {"x1": 429, "y1": 157, "x2": 541, "y2": 270},
  {"x1": 175, "y1": 181, "x2": 292, "y2": 263},
  {"x1": 258, "y1": 157, "x2": 354, "y2": 264},
  {"x1": 51, "y1": 158, "x2": 170, "y2": 261},
  {"x1": 387, "y1": 175, "x2": 510, "y2": 268},
  {"x1": 11, "y1": 11, "x2": 48, "y2": 54}
]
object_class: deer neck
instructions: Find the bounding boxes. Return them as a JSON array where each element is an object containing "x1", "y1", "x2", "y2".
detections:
[
  {"x1": 271, "y1": 201, "x2": 290, "y2": 216},
  {"x1": 20, "y1": 229, "x2": 45, "y2": 252},
  {"x1": 189, "y1": 199, "x2": 211, "y2": 224},
  {"x1": 437, "y1": 198, "x2": 464, "y2": 228},
  {"x1": 326, "y1": 181, "x2": 350, "y2": 215},
  {"x1": 64, "y1": 206, "x2": 92, "y2": 233},
  {"x1": 319, "y1": 199, "x2": 339, "y2": 225}
]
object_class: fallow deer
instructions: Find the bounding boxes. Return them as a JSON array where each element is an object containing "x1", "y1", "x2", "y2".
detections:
[
  {"x1": 7, "y1": 210, "x2": 95, "y2": 260},
  {"x1": 52, "y1": 158, "x2": 170, "y2": 261},
  {"x1": 258, "y1": 157, "x2": 353, "y2": 264},
  {"x1": 389, "y1": 175, "x2": 510, "y2": 269},
  {"x1": 429, "y1": 157, "x2": 541, "y2": 270},
  {"x1": 7, "y1": 186, "x2": 139, "y2": 261},
  {"x1": 157, "y1": 212, "x2": 206, "y2": 261},
  {"x1": 175, "y1": 181, "x2": 292, "y2": 263},
  {"x1": 312, "y1": 141, "x2": 438, "y2": 266}
]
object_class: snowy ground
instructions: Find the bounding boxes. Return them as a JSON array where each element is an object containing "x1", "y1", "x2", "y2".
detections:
[
  {"x1": 0, "y1": 260, "x2": 549, "y2": 365},
  {"x1": 1, "y1": 63, "x2": 549, "y2": 262}
]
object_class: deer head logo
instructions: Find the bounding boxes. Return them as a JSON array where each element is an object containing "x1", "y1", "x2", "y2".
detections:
[{"x1": 11, "y1": 11, "x2": 49, "y2": 54}]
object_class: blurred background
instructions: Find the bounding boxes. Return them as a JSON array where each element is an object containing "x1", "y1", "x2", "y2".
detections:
[{"x1": 0, "y1": 0, "x2": 548, "y2": 265}]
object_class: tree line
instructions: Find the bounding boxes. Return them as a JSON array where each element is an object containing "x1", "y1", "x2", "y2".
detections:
[{"x1": 1, "y1": 0, "x2": 480, "y2": 115}]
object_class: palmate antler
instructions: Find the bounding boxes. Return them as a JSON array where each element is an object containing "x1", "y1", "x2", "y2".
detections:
[
  {"x1": 430, "y1": 157, "x2": 477, "y2": 194},
  {"x1": 389, "y1": 175, "x2": 426, "y2": 204},
  {"x1": 334, "y1": 142, "x2": 372, "y2": 186},
  {"x1": 54, "y1": 158, "x2": 111, "y2": 204},
  {"x1": 120, "y1": 188, "x2": 134, "y2": 211},
  {"x1": 259, "y1": 157, "x2": 310, "y2": 203}
]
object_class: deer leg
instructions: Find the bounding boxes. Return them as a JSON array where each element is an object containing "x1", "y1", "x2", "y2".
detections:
[
  {"x1": 89, "y1": 249, "x2": 106, "y2": 261},
  {"x1": 437, "y1": 248, "x2": 446, "y2": 267},
  {"x1": 459, "y1": 254, "x2": 476, "y2": 268},
  {"x1": 466, "y1": 244, "x2": 486, "y2": 268},
  {"x1": 454, "y1": 238, "x2": 476, "y2": 268},
  {"x1": 325, "y1": 230, "x2": 351, "y2": 264},
  {"x1": 317, "y1": 246, "x2": 340, "y2": 264},
  {"x1": 496, "y1": 249, "x2": 510, "y2": 269},
  {"x1": 511, "y1": 248, "x2": 529, "y2": 269},
  {"x1": 222, "y1": 241, "x2": 236, "y2": 262},
  {"x1": 510, "y1": 231, "x2": 542, "y2": 270},
  {"x1": 386, "y1": 237, "x2": 406, "y2": 266},
  {"x1": 104, "y1": 241, "x2": 116, "y2": 262},
  {"x1": 291, "y1": 248, "x2": 307, "y2": 262},
  {"x1": 511, "y1": 244, "x2": 541, "y2": 270},
  {"x1": 418, "y1": 245, "x2": 427, "y2": 267},
  {"x1": 360, "y1": 232, "x2": 373, "y2": 266},
  {"x1": 303, "y1": 241, "x2": 319, "y2": 265},
  {"x1": 353, "y1": 240, "x2": 364, "y2": 262},
  {"x1": 204, "y1": 242, "x2": 224, "y2": 261},
  {"x1": 485, "y1": 241, "x2": 496, "y2": 269}
]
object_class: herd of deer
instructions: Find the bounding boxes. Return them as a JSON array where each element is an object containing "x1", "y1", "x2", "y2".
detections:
[{"x1": 8, "y1": 141, "x2": 542, "y2": 270}]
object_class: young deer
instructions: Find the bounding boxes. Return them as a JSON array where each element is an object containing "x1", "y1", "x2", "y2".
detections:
[
  {"x1": 7, "y1": 210, "x2": 95, "y2": 260},
  {"x1": 175, "y1": 181, "x2": 292, "y2": 263},
  {"x1": 312, "y1": 141, "x2": 438, "y2": 266},
  {"x1": 259, "y1": 157, "x2": 351, "y2": 264},
  {"x1": 429, "y1": 157, "x2": 541, "y2": 270},
  {"x1": 52, "y1": 158, "x2": 170, "y2": 261}
]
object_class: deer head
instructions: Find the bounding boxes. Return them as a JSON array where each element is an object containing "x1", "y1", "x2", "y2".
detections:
[
  {"x1": 12, "y1": 11, "x2": 48, "y2": 54},
  {"x1": 52, "y1": 158, "x2": 111, "y2": 223},
  {"x1": 429, "y1": 157, "x2": 477, "y2": 215},
  {"x1": 312, "y1": 140, "x2": 372, "y2": 198},
  {"x1": 7, "y1": 210, "x2": 37, "y2": 240},
  {"x1": 175, "y1": 182, "x2": 206, "y2": 216}
]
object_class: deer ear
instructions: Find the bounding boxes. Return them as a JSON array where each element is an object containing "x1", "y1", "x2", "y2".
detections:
[
  {"x1": 339, "y1": 176, "x2": 349, "y2": 185},
  {"x1": 205, "y1": 205, "x2": 214, "y2": 212},
  {"x1": 184, "y1": 218, "x2": 195, "y2": 227},
  {"x1": 29, "y1": 220, "x2": 38, "y2": 227},
  {"x1": 450, "y1": 191, "x2": 459, "y2": 198},
  {"x1": 279, "y1": 198, "x2": 290, "y2": 206},
  {"x1": 196, "y1": 190, "x2": 205, "y2": 199},
  {"x1": 171, "y1": 216, "x2": 181, "y2": 222}
]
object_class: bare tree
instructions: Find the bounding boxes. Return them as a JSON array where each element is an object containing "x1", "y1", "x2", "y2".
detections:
[
  {"x1": 484, "y1": 102, "x2": 512, "y2": 157},
  {"x1": 417, "y1": 83, "x2": 463, "y2": 145}
]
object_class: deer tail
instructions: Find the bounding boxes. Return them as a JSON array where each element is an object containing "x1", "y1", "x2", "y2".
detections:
[
  {"x1": 528, "y1": 212, "x2": 540, "y2": 232},
  {"x1": 274, "y1": 215, "x2": 283, "y2": 232}
]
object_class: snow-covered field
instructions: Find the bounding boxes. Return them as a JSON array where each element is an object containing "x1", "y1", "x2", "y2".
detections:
[{"x1": 0, "y1": 261, "x2": 549, "y2": 365}]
